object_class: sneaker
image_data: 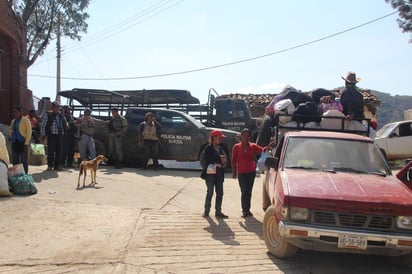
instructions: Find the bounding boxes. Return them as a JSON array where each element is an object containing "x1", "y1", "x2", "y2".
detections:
[
  {"x1": 47, "y1": 166, "x2": 53, "y2": 171},
  {"x1": 215, "y1": 212, "x2": 228, "y2": 219},
  {"x1": 54, "y1": 167, "x2": 65, "y2": 171}
]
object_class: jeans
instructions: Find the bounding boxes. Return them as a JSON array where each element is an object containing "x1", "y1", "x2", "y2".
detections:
[
  {"x1": 143, "y1": 140, "x2": 159, "y2": 168},
  {"x1": 79, "y1": 134, "x2": 96, "y2": 160},
  {"x1": 12, "y1": 142, "x2": 28, "y2": 174},
  {"x1": 47, "y1": 134, "x2": 62, "y2": 168},
  {"x1": 60, "y1": 134, "x2": 76, "y2": 166},
  {"x1": 204, "y1": 174, "x2": 224, "y2": 214},
  {"x1": 238, "y1": 171, "x2": 256, "y2": 213}
]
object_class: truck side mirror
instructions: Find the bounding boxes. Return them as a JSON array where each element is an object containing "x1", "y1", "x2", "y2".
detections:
[{"x1": 265, "y1": 156, "x2": 279, "y2": 170}]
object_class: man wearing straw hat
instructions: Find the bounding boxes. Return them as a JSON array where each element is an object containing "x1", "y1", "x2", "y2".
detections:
[{"x1": 340, "y1": 72, "x2": 365, "y2": 122}]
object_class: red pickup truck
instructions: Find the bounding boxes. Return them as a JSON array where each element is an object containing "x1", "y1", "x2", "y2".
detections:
[{"x1": 262, "y1": 129, "x2": 412, "y2": 264}]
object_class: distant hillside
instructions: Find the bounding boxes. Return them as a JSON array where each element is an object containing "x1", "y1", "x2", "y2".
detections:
[{"x1": 371, "y1": 90, "x2": 412, "y2": 129}]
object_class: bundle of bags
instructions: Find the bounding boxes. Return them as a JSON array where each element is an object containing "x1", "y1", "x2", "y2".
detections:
[
  {"x1": 0, "y1": 132, "x2": 37, "y2": 196},
  {"x1": 265, "y1": 86, "x2": 365, "y2": 131}
]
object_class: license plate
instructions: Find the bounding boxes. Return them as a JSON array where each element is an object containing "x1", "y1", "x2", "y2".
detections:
[{"x1": 338, "y1": 234, "x2": 367, "y2": 250}]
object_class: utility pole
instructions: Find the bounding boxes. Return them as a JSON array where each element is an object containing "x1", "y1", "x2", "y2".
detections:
[{"x1": 56, "y1": 15, "x2": 61, "y2": 104}]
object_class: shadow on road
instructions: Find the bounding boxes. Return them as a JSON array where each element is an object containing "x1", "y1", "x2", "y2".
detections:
[{"x1": 204, "y1": 217, "x2": 240, "y2": 246}]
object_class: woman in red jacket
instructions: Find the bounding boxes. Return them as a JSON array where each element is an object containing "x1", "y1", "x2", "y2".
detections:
[{"x1": 232, "y1": 128, "x2": 274, "y2": 217}]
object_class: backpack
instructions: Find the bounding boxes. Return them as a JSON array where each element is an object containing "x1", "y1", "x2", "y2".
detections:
[
  {"x1": 199, "y1": 145, "x2": 210, "y2": 179},
  {"x1": 293, "y1": 102, "x2": 321, "y2": 124}
]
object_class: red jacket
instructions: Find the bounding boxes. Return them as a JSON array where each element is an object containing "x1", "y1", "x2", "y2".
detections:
[{"x1": 231, "y1": 142, "x2": 264, "y2": 174}]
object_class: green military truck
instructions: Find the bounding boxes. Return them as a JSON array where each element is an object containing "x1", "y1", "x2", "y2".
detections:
[
  {"x1": 91, "y1": 106, "x2": 239, "y2": 167},
  {"x1": 58, "y1": 89, "x2": 242, "y2": 167},
  {"x1": 59, "y1": 88, "x2": 261, "y2": 140}
]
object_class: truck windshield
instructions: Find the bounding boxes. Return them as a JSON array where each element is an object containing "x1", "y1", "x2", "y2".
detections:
[{"x1": 283, "y1": 137, "x2": 389, "y2": 175}]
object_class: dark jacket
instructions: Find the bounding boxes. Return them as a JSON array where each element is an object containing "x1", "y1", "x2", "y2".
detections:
[
  {"x1": 202, "y1": 144, "x2": 225, "y2": 180},
  {"x1": 341, "y1": 85, "x2": 364, "y2": 120}
]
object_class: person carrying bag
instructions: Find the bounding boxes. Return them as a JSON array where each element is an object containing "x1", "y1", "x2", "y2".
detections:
[{"x1": 201, "y1": 130, "x2": 228, "y2": 219}]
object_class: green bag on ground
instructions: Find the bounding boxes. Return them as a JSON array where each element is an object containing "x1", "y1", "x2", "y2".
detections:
[
  {"x1": 30, "y1": 143, "x2": 45, "y2": 156},
  {"x1": 9, "y1": 174, "x2": 38, "y2": 195}
]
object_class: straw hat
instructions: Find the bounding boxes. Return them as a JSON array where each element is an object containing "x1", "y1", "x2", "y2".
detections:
[{"x1": 341, "y1": 72, "x2": 361, "y2": 84}]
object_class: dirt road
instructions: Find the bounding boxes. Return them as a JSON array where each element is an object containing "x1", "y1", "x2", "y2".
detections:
[{"x1": 0, "y1": 164, "x2": 411, "y2": 273}]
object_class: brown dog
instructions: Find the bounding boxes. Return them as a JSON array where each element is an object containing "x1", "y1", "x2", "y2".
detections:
[{"x1": 77, "y1": 154, "x2": 108, "y2": 189}]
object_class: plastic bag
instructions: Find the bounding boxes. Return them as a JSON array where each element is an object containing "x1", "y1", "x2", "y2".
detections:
[
  {"x1": 274, "y1": 99, "x2": 295, "y2": 124},
  {"x1": 0, "y1": 160, "x2": 11, "y2": 196},
  {"x1": 9, "y1": 174, "x2": 37, "y2": 195},
  {"x1": 0, "y1": 132, "x2": 10, "y2": 165},
  {"x1": 30, "y1": 143, "x2": 45, "y2": 156},
  {"x1": 206, "y1": 164, "x2": 217, "y2": 174},
  {"x1": 8, "y1": 163, "x2": 25, "y2": 178},
  {"x1": 257, "y1": 150, "x2": 269, "y2": 171}
]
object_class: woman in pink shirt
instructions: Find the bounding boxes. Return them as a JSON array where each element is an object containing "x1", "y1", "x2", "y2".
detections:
[{"x1": 232, "y1": 128, "x2": 274, "y2": 217}]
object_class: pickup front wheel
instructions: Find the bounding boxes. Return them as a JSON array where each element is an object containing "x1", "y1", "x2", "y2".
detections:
[{"x1": 263, "y1": 205, "x2": 297, "y2": 258}]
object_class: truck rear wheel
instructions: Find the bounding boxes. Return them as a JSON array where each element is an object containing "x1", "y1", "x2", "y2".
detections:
[{"x1": 263, "y1": 205, "x2": 297, "y2": 258}]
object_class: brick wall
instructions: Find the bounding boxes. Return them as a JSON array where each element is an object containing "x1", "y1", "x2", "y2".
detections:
[{"x1": 0, "y1": 0, "x2": 31, "y2": 125}]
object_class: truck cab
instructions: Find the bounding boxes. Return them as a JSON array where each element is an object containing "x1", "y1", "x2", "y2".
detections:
[
  {"x1": 214, "y1": 97, "x2": 259, "y2": 140},
  {"x1": 262, "y1": 116, "x2": 412, "y2": 264}
]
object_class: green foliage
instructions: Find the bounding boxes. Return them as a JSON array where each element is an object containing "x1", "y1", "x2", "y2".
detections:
[
  {"x1": 386, "y1": 0, "x2": 412, "y2": 42},
  {"x1": 371, "y1": 90, "x2": 412, "y2": 128},
  {"x1": 9, "y1": 0, "x2": 90, "y2": 67}
]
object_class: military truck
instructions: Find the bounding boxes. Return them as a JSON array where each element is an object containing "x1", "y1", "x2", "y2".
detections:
[
  {"x1": 58, "y1": 88, "x2": 261, "y2": 140},
  {"x1": 91, "y1": 107, "x2": 239, "y2": 167},
  {"x1": 57, "y1": 89, "x2": 243, "y2": 167}
]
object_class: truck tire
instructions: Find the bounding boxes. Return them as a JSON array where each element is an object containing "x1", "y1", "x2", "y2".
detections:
[
  {"x1": 262, "y1": 172, "x2": 271, "y2": 211},
  {"x1": 263, "y1": 205, "x2": 298, "y2": 258}
]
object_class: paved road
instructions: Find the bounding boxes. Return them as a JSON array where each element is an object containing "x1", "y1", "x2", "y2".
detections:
[{"x1": 1, "y1": 164, "x2": 411, "y2": 273}]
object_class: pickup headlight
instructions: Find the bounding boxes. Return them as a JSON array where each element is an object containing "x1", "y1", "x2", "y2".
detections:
[
  {"x1": 397, "y1": 216, "x2": 412, "y2": 230},
  {"x1": 290, "y1": 207, "x2": 309, "y2": 220}
]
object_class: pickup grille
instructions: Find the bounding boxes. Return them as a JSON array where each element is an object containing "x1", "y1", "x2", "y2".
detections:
[{"x1": 313, "y1": 211, "x2": 394, "y2": 231}]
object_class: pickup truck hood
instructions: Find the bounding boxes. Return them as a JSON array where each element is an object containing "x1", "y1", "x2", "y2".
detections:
[{"x1": 281, "y1": 169, "x2": 412, "y2": 214}]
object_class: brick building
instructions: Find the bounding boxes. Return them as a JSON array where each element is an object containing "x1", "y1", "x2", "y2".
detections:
[{"x1": 0, "y1": 0, "x2": 32, "y2": 125}]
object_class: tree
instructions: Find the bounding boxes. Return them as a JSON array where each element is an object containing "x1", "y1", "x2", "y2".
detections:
[
  {"x1": 9, "y1": 0, "x2": 90, "y2": 67},
  {"x1": 386, "y1": 0, "x2": 412, "y2": 42}
]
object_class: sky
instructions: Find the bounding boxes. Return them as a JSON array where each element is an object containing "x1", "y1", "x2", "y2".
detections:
[{"x1": 28, "y1": 0, "x2": 412, "y2": 105}]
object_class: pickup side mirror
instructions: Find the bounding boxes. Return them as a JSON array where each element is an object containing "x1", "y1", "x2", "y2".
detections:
[
  {"x1": 396, "y1": 161, "x2": 412, "y2": 185},
  {"x1": 265, "y1": 156, "x2": 279, "y2": 170}
]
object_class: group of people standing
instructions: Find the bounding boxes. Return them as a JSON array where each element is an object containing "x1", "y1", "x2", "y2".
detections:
[
  {"x1": 201, "y1": 128, "x2": 275, "y2": 219},
  {"x1": 9, "y1": 102, "x2": 162, "y2": 173},
  {"x1": 38, "y1": 103, "x2": 131, "y2": 170}
]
